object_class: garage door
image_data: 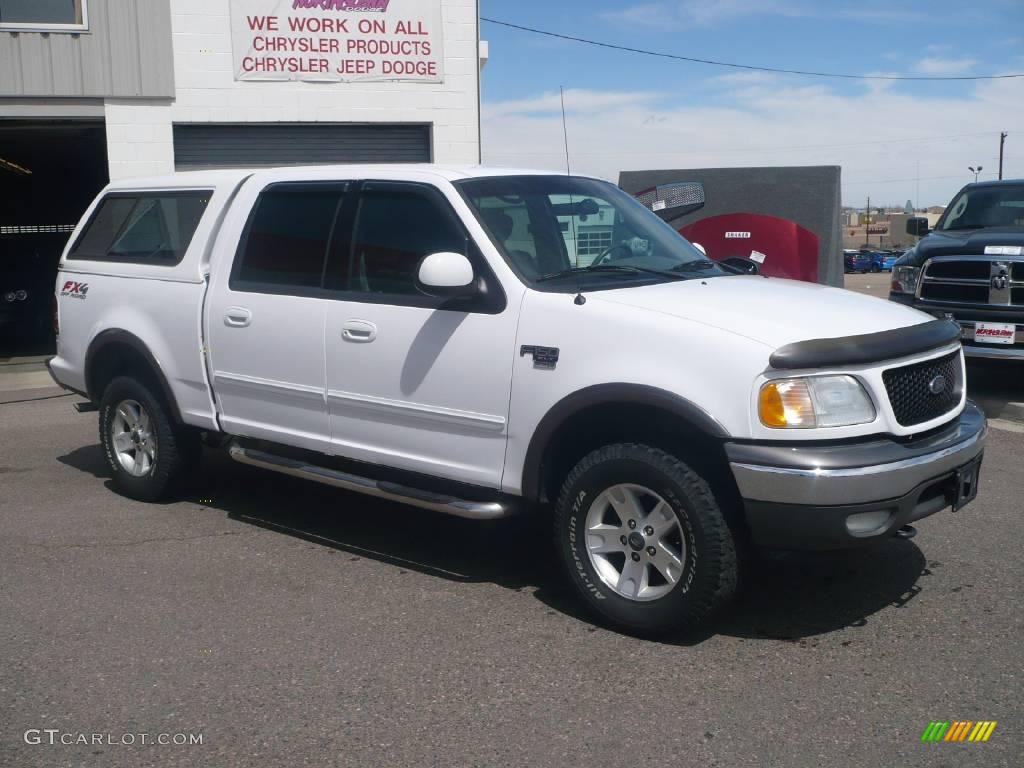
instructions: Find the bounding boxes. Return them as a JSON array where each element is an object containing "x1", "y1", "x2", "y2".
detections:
[{"x1": 173, "y1": 123, "x2": 431, "y2": 170}]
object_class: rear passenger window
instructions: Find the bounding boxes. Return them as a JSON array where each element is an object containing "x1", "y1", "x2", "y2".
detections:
[
  {"x1": 232, "y1": 184, "x2": 346, "y2": 292},
  {"x1": 347, "y1": 186, "x2": 466, "y2": 296},
  {"x1": 69, "y1": 192, "x2": 210, "y2": 264}
]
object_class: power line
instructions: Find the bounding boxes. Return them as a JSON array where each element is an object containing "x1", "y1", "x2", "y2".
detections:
[{"x1": 482, "y1": 17, "x2": 1024, "y2": 81}]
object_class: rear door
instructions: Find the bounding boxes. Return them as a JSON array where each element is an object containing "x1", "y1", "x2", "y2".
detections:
[{"x1": 206, "y1": 182, "x2": 347, "y2": 452}]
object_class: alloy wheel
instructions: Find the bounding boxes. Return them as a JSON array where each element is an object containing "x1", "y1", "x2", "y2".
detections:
[
  {"x1": 110, "y1": 399, "x2": 157, "y2": 477},
  {"x1": 584, "y1": 483, "x2": 686, "y2": 601}
]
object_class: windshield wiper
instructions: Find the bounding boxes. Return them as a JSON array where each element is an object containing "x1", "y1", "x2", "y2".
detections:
[
  {"x1": 536, "y1": 264, "x2": 687, "y2": 283},
  {"x1": 671, "y1": 259, "x2": 720, "y2": 272}
]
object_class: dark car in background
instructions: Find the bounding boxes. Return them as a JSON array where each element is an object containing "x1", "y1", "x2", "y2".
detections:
[
  {"x1": 844, "y1": 250, "x2": 885, "y2": 273},
  {"x1": 882, "y1": 251, "x2": 902, "y2": 271},
  {"x1": 890, "y1": 179, "x2": 1024, "y2": 360}
]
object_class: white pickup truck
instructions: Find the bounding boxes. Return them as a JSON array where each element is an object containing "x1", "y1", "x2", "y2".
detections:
[{"x1": 49, "y1": 165, "x2": 986, "y2": 635}]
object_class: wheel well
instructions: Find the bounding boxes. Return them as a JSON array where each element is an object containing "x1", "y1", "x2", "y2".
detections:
[
  {"x1": 534, "y1": 402, "x2": 743, "y2": 526},
  {"x1": 85, "y1": 337, "x2": 181, "y2": 423}
]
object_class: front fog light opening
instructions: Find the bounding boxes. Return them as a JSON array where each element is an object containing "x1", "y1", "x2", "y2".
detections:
[{"x1": 846, "y1": 509, "x2": 893, "y2": 536}]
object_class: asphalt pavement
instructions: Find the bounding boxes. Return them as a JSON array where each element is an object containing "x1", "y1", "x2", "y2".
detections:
[{"x1": 1, "y1": 384, "x2": 1021, "y2": 768}]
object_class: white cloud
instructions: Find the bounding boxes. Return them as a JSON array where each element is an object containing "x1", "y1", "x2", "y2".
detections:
[
  {"x1": 481, "y1": 77, "x2": 1023, "y2": 207},
  {"x1": 483, "y1": 89, "x2": 662, "y2": 120},
  {"x1": 709, "y1": 71, "x2": 780, "y2": 85},
  {"x1": 601, "y1": 0, "x2": 807, "y2": 28},
  {"x1": 914, "y1": 57, "x2": 977, "y2": 75},
  {"x1": 603, "y1": 0, "x2": 916, "y2": 28}
]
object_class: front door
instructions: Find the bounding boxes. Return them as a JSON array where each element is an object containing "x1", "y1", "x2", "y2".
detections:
[{"x1": 323, "y1": 181, "x2": 518, "y2": 488}]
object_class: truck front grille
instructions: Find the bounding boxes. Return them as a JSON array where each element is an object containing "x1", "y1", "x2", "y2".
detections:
[
  {"x1": 919, "y1": 257, "x2": 1024, "y2": 306},
  {"x1": 882, "y1": 351, "x2": 962, "y2": 427}
]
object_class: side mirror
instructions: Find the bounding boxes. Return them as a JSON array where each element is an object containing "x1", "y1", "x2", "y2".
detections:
[
  {"x1": 719, "y1": 256, "x2": 761, "y2": 275},
  {"x1": 417, "y1": 252, "x2": 476, "y2": 297},
  {"x1": 906, "y1": 217, "x2": 929, "y2": 237},
  {"x1": 692, "y1": 242, "x2": 707, "y2": 255},
  {"x1": 634, "y1": 182, "x2": 706, "y2": 221}
]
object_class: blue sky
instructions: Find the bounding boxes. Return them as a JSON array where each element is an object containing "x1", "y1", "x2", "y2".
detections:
[{"x1": 479, "y1": 0, "x2": 1024, "y2": 206}]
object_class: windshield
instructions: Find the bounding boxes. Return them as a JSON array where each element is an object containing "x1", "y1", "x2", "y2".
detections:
[
  {"x1": 937, "y1": 184, "x2": 1024, "y2": 231},
  {"x1": 455, "y1": 175, "x2": 722, "y2": 290}
]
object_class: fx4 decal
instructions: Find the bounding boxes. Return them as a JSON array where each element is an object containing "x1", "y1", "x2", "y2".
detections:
[{"x1": 61, "y1": 281, "x2": 89, "y2": 300}]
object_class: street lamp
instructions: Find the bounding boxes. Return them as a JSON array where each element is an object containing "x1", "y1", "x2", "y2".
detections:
[{"x1": 969, "y1": 165, "x2": 984, "y2": 182}]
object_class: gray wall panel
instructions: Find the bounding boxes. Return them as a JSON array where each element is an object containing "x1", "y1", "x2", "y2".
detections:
[
  {"x1": 106, "y1": 0, "x2": 141, "y2": 96},
  {"x1": 619, "y1": 166, "x2": 844, "y2": 287},
  {"x1": 174, "y1": 124, "x2": 433, "y2": 170},
  {"x1": 0, "y1": 0, "x2": 173, "y2": 98},
  {"x1": 48, "y1": 33, "x2": 82, "y2": 94}
]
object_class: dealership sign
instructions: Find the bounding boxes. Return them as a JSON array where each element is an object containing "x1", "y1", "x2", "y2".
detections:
[{"x1": 230, "y1": 0, "x2": 444, "y2": 83}]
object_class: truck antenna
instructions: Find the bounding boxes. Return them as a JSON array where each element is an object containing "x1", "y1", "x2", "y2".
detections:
[{"x1": 560, "y1": 86, "x2": 571, "y2": 176}]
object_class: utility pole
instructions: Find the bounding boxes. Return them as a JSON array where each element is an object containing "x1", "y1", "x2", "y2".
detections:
[
  {"x1": 864, "y1": 196, "x2": 870, "y2": 249},
  {"x1": 916, "y1": 160, "x2": 920, "y2": 211},
  {"x1": 999, "y1": 132, "x2": 1008, "y2": 180}
]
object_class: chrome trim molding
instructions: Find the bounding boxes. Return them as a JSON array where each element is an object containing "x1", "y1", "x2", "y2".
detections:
[
  {"x1": 326, "y1": 389, "x2": 506, "y2": 431},
  {"x1": 962, "y1": 344, "x2": 1024, "y2": 360},
  {"x1": 228, "y1": 443, "x2": 512, "y2": 520},
  {"x1": 213, "y1": 371, "x2": 324, "y2": 400}
]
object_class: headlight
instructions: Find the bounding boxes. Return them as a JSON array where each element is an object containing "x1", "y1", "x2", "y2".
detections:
[
  {"x1": 15, "y1": 289, "x2": 27, "y2": 301},
  {"x1": 891, "y1": 265, "x2": 921, "y2": 294},
  {"x1": 2, "y1": 291, "x2": 15, "y2": 303},
  {"x1": 759, "y1": 375, "x2": 876, "y2": 428}
]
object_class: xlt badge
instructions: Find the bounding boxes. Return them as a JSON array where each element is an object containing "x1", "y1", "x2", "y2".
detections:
[{"x1": 520, "y1": 345, "x2": 559, "y2": 369}]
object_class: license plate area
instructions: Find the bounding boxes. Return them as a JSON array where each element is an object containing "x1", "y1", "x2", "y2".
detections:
[
  {"x1": 949, "y1": 454, "x2": 983, "y2": 511},
  {"x1": 974, "y1": 322, "x2": 1016, "y2": 345}
]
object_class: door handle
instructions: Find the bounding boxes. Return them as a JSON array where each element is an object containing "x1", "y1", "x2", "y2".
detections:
[
  {"x1": 342, "y1": 319, "x2": 377, "y2": 343},
  {"x1": 224, "y1": 307, "x2": 252, "y2": 328}
]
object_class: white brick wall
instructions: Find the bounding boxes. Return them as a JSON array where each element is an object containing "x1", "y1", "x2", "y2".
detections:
[{"x1": 105, "y1": 0, "x2": 480, "y2": 180}]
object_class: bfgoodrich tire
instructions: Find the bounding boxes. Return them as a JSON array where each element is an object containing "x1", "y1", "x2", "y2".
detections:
[
  {"x1": 555, "y1": 443, "x2": 738, "y2": 636},
  {"x1": 99, "y1": 376, "x2": 197, "y2": 502}
]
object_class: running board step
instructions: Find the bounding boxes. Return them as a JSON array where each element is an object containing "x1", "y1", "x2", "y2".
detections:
[{"x1": 227, "y1": 443, "x2": 512, "y2": 520}]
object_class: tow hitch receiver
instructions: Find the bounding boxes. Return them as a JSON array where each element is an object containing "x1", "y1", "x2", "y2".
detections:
[
  {"x1": 895, "y1": 524, "x2": 917, "y2": 540},
  {"x1": 950, "y1": 455, "x2": 982, "y2": 511}
]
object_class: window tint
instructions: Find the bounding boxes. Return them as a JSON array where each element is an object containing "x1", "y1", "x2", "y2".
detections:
[
  {"x1": 347, "y1": 187, "x2": 465, "y2": 295},
  {"x1": 69, "y1": 193, "x2": 210, "y2": 264},
  {"x1": 234, "y1": 186, "x2": 345, "y2": 290}
]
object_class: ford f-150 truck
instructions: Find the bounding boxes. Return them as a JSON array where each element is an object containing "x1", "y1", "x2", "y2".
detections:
[
  {"x1": 891, "y1": 179, "x2": 1024, "y2": 359},
  {"x1": 49, "y1": 166, "x2": 986, "y2": 636}
]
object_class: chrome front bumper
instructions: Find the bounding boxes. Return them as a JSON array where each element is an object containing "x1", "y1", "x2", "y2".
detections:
[{"x1": 726, "y1": 402, "x2": 987, "y2": 549}]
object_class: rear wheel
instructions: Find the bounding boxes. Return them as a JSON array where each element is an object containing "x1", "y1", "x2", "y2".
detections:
[
  {"x1": 554, "y1": 443, "x2": 738, "y2": 636},
  {"x1": 99, "y1": 376, "x2": 197, "y2": 501}
]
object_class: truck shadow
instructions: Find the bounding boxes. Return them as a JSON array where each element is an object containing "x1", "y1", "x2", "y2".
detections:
[{"x1": 58, "y1": 443, "x2": 928, "y2": 644}]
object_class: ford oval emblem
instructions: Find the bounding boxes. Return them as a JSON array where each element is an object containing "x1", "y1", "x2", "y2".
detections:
[{"x1": 928, "y1": 375, "x2": 947, "y2": 395}]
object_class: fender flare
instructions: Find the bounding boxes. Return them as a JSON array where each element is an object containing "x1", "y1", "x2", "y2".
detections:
[
  {"x1": 520, "y1": 383, "x2": 729, "y2": 503},
  {"x1": 84, "y1": 329, "x2": 184, "y2": 424}
]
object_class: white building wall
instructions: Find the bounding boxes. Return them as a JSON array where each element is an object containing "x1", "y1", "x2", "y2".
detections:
[{"x1": 105, "y1": 0, "x2": 480, "y2": 180}]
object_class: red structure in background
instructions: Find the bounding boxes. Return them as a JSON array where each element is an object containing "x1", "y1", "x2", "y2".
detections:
[{"x1": 679, "y1": 212, "x2": 820, "y2": 282}]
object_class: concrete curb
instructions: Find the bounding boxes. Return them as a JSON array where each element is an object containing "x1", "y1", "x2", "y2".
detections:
[{"x1": 0, "y1": 359, "x2": 53, "y2": 393}]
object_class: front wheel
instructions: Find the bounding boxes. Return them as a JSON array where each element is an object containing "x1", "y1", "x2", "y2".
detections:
[{"x1": 554, "y1": 443, "x2": 738, "y2": 636}]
